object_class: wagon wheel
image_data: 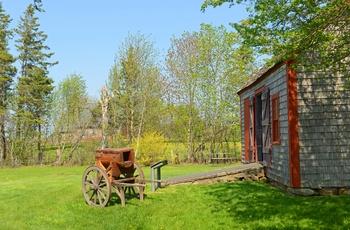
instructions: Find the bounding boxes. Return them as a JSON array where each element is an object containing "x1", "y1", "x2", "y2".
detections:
[
  {"x1": 82, "y1": 166, "x2": 111, "y2": 207},
  {"x1": 133, "y1": 162, "x2": 145, "y2": 185},
  {"x1": 121, "y1": 162, "x2": 145, "y2": 197}
]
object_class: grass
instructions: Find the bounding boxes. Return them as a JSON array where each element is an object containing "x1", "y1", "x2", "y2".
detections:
[
  {"x1": 154, "y1": 163, "x2": 237, "y2": 178},
  {"x1": 1, "y1": 165, "x2": 350, "y2": 229}
]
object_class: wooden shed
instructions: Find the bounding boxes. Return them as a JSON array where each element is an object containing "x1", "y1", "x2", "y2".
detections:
[{"x1": 237, "y1": 60, "x2": 350, "y2": 195}]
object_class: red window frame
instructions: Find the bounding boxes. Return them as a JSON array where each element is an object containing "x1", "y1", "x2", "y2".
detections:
[{"x1": 272, "y1": 93, "x2": 280, "y2": 144}]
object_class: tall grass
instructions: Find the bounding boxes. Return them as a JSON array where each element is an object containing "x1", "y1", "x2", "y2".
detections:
[{"x1": 1, "y1": 165, "x2": 349, "y2": 229}]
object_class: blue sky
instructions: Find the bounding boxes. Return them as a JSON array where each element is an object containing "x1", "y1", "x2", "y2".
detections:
[{"x1": 3, "y1": 0, "x2": 248, "y2": 98}]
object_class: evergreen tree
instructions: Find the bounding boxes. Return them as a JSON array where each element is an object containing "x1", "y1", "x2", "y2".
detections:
[
  {"x1": 0, "y1": 3, "x2": 17, "y2": 166},
  {"x1": 15, "y1": 4, "x2": 57, "y2": 165},
  {"x1": 33, "y1": 0, "x2": 43, "y2": 11}
]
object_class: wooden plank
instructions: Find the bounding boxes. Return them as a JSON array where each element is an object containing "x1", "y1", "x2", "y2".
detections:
[
  {"x1": 137, "y1": 179, "x2": 163, "y2": 183},
  {"x1": 112, "y1": 182, "x2": 146, "y2": 187},
  {"x1": 210, "y1": 158, "x2": 239, "y2": 160},
  {"x1": 113, "y1": 177, "x2": 136, "y2": 183},
  {"x1": 287, "y1": 60, "x2": 301, "y2": 188}
]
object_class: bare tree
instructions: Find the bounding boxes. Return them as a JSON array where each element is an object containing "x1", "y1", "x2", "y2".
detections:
[{"x1": 101, "y1": 86, "x2": 109, "y2": 149}]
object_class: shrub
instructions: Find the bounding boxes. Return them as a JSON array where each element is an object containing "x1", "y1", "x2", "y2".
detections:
[{"x1": 133, "y1": 132, "x2": 168, "y2": 166}]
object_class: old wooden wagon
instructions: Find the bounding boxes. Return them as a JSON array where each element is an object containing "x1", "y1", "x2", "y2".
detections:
[{"x1": 82, "y1": 148, "x2": 149, "y2": 206}]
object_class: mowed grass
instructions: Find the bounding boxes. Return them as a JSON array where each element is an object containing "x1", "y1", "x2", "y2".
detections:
[{"x1": 1, "y1": 165, "x2": 350, "y2": 229}]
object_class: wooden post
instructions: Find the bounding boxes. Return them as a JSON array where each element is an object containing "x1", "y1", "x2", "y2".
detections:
[{"x1": 101, "y1": 86, "x2": 109, "y2": 149}]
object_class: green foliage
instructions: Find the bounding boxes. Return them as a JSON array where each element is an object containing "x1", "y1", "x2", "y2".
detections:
[
  {"x1": 0, "y1": 3, "x2": 17, "y2": 166},
  {"x1": 1, "y1": 166, "x2": 350, "y2": 229},
  {"x1": 0, "y1": 3, "x2": 16, "y2": 96},
  {"x1": 202, "y1": 0, "x2": 350, "y2": 81},
  {"x1": 107, "y1": 32, "x2": 164, "y2": 144},
  {"x1": 133, "y1": 131, "x2": 168, "y2": 166},
  {"x1": 165, "y1": 24, "x2": 257, "y2": 162},
  {"x1": 15, "y1": 4, "x2": 58, "y2": 77},
  {"x1": 52, "y1": 73, "x2": 89, "y2": 128},
  {"x1": 63, "y1": 141, "x2": 100, "y2": 166},
  {"x1": 0, "y1": 4, "x2": 266, "y2": 167},
  {"x1": 201, "y1": 0, "x2": 234, "y2": 10},
  {"x1": 51, "y1": 73, "x2": 95, "y2": 164},
  {"x1": 16, "y1": 67, "x2": 54, "y2": 123},
  {"x1": 13, "y1": 3, "x2": 57, "y2": 165},
  {"x1": 32, "y1": 141, "x2": 100, "y2": 166}
]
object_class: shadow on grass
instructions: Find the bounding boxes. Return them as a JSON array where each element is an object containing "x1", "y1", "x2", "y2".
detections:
[
  {"x1": 206, "y1": 182, "x2": 350, "y2": 229},
  {"x1": 108, "y1": 191, "x2": 148, "y2": 207}
]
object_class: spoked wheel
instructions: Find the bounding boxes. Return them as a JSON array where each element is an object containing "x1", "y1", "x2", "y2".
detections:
[
  {"x1": 119, "y1": 162, "x2": 145, "y2": 197},
  {"x1": 133, "y1": 162, "x2": 145, "y2": 189},
  {"x1": 82, "y1": 166, "x2": 111, "y2": 207}
]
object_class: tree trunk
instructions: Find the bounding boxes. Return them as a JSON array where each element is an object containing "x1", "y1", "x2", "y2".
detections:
[
  {"x1": 0, "y1": 115, "x2": 5, "y2": 166},
  {"x1": 130, "y1": 108, "x2": 134, "y2": 142},
  {"x1": 37, "y1": 124, "x2": 43, "y2": 165},
  {"x1": 101, "y1": 86, "x2": 109, "y2": 149},
  {"x1": 53, "y1": 148, "x2": 62, "y2": 166},
  {"x1": 135, "y1": 99, "x2": 146, "y2": 157},
  {"x1": 67, "y1": 129, "x2": 86, "y2": 163},
  {"x1": 187, "y1": 111, "x2": 194, "y2": 162}
]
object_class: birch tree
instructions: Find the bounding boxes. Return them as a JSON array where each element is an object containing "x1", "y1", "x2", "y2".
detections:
[
  {"x1": 165, "y1": 31, "x2": 201, "y2": 162},
  {"x1": 196, "y1": 24, "x2": 255, "y2": 159},
  {"x1": 108, "y1": 32, "x2": 163, "y2": 156},
  {"x1": 101, "y1": 86, "x2": 109, "y2": 149},
  {"x1": 51, "y1": 74, "x2": 90, "y2": 164},
  {"x1": 166, "y1": 25, "x2": 257, "y2": 162}
]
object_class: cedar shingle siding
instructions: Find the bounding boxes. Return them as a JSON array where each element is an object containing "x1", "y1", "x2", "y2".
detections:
[
  {"x1": 297, "y1": 71, "x2": 350, "y2": 188},
  {"x1": 240, "y1": 64, "x2": 290, "y2": 186},
  {"x1": 239, "y1": 61, "x2": 350, "y2": 190}
]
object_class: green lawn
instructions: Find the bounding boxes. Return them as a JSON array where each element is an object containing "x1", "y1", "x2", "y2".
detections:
[{"x1": 1, "y1": 165, "x2": 350, "y2": 229}]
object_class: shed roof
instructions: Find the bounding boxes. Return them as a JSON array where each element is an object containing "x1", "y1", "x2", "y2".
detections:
[{"x1": 237, "y1": 61, "x2": 284, "y2": 95}]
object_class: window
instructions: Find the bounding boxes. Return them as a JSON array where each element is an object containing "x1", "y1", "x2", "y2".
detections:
[{"x1": 272, "y1": 93, "x2": 280, "y2": 144}]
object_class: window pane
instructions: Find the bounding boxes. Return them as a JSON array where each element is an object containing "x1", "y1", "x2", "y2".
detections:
[{"x1": 272, "y1": 94, "x2": 280, "y2": 143}]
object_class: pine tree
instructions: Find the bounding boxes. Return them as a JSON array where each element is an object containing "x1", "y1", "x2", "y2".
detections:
[
  {"x1": 0, "y1": 3, "x2": 17, "y2": 166},
  {"x1": 15, "y1": 4, "x2": 57, "y2": 165}
]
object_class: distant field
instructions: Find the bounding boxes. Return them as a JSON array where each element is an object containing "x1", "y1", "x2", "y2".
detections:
[
  {"x1": 37, "y1": 140, "x2": 241, "y2": 166},
  {"x1": 1, "y1": 165, "x2": 350, "y2": 229}
]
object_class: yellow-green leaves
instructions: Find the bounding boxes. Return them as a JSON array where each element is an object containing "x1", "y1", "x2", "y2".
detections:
[{"x1": 203, "y1": 0, "x2": 350, "y2": 84}]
